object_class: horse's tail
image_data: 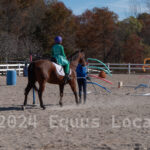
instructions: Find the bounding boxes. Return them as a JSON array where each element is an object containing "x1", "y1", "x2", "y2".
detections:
[{"x1": 28, "y1": 62, "x2": 38, "y2": 91}]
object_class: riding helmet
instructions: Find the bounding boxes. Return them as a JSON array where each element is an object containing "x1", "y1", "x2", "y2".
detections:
[{"x1": 55, "y1": 36, "x2": 62, "y2": 43}]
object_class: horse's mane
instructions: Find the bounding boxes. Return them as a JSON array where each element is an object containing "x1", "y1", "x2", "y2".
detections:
[{"x1": 68, "y1": 50, "x2": 84, "y2": 62}]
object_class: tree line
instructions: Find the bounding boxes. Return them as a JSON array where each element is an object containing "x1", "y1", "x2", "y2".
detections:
[{"x1": 0, "y1": 0, "x2": 150, "y2": 63}]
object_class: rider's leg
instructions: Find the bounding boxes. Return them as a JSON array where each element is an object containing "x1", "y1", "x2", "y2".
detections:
[
  {"x1": 63, "y1": 63, "x2": 70, "y2": 84},
  {"x1": 64, "y1": 63, "x2": 70, "y2": 74}
]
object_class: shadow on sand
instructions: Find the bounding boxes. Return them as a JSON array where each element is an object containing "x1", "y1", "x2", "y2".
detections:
[
  {"x1": 0, "y1": 104, "x2": 60, "y2": 111},
  {"x1": 0, "y1": 106, "x2": 22, "y2": 111}
]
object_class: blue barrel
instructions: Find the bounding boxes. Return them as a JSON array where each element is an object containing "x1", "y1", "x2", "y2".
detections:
[
  {"x1": 6, "y1": 70, "x2": 17, "y2": 85},
  {"x1": 23, "y1": 65, "x2": 28, "y2": 77}
]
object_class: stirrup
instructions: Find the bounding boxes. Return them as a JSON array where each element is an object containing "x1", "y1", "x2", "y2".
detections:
[{"x1": 63, "y1": 74, "x2": 70, "y2": 84}]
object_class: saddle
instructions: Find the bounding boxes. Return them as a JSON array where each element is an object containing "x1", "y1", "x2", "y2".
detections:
[
  {"x1": 51, "y1": 57, "x2": 57, "y2": 63},
  {"x1": 51, "y1": 57, "x2": 71, "y2": 77},
  {"x1": 52, "y1": 63, "x2": 71, "y2": 76}
]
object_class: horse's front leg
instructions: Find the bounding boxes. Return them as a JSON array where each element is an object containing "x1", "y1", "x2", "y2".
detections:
[
  {"x1": 69, "y1": 79, "x2": 79, "y2": 105},
  {"x1": 59, "y1": 84, "x2": 64, "y2": 107}
]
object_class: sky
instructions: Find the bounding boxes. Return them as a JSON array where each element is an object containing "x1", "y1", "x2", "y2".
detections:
[{"x1": 60, "y1": 0, "x2": 149, "y2": 20}]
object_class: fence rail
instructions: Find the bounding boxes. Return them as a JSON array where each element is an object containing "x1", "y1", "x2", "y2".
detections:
[
  {"x1": 88, "y1": 63, "x2": 150, "y2": 74},
  {"x1": 0, "y1": 64, "x2": 25, "y2": 76},
  {"x1": 0, "y1": 63, "x2": 150, "y2": 76}
]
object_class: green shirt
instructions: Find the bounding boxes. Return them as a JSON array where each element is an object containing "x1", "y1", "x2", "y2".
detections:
[
  {"x1": 51, "y1": 44, "x2": 69, "y2": 66},
  {"x1": 52, "y1": 44, "x2": 66, "y2": 58}
]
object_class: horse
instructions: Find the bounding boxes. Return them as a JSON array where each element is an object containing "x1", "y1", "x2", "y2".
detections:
[{"x1": 22, "y1": 50, "x2": 86, "y2": 110}]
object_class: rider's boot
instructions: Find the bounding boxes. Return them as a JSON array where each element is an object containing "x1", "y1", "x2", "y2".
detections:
[{"x1": 63, "y1": 73, "x2": 70, "y2": 84}]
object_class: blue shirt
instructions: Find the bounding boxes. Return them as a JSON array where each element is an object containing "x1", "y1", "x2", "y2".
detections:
[{"x1": 76, "y1": 64, "x2": 87, "y2": 78}]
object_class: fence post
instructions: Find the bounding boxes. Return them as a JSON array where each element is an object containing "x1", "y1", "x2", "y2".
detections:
[
  {"x1": 6, "y1": 64, "x2": 8, "y2": 70},
  {"x1": 5, "y1": 64, "x2": 8, "y2": 75},
  {"x1": 107, "y1": 63, "x2": 110, "y2": 70},
  {"x1": 128, "y1": 63, "x2": 131, "y2": 74},
  {"x1": 18, "y1": 64, "x2": 20, "y2": 76}
]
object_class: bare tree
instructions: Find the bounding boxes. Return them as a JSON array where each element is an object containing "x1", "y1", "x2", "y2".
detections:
[
  {"x1": 44, "y1": 0, "x2": 58, "y2": 5},
  {"x1": 129, "y1": 0, "x2": 142, "y2": 17},
  {"x1": 0, "y1": 32, "x2": 18, "y2": 61},
  {"x1": 145, "y1": 0, "x2": 150, "y2": 12}
]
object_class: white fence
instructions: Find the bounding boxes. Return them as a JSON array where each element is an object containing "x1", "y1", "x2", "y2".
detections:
[
  {"x1": 0, "y1": 64, "x2": 25, "y2": 76},
  {"x1": 0, "y1": 63, "x2": 150, "y2": 76},
  {"x1": 88, "y1": 63, "x2": 150, "y2": 74}
]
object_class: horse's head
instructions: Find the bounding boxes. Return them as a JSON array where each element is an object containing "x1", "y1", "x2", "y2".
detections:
[{"x1": 69, "y1": 49, "x2": 86, "y2": 69}]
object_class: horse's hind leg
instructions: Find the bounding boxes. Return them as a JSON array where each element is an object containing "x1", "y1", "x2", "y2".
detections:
[
  {"x1": 38, "y1": 81, "x2": 46, "y2": 110},
  {"x1": 59, "y1": 84, "x2": 64, "y2": 107},
  {"x1": 69, "y1": 79, "x2": 79, "y2": 105},
  {"x1": 22, "y1": 82, "x2": 33, "y2": 110}
]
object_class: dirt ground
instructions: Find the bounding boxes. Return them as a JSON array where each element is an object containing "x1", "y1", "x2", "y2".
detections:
[{"x1": 0, "y1": 74, "x2": 150, "y2": 150}]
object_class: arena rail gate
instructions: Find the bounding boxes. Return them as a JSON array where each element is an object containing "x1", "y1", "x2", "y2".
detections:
[{"x1": 0, "y1": 63, "x2": 150, "y2": 76}]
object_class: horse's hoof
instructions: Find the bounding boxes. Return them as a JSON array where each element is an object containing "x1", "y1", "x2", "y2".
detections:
[
  {"x1": 59, "y1": 102, "x2": 63, "y2": 107},
  {"x1": 22, "y1": 106, "x2": 25, "y2": 111},
  {"x1": 42, "y1": 106, "x2": 46, "y2": 110},
  {"x1": 41, "y1": 105, "x2": 46, "y2": 110}
]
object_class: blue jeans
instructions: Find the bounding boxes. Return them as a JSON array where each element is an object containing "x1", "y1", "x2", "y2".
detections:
[{"x1": 77, "y1": 78, "x2": 87, "y2": 103}]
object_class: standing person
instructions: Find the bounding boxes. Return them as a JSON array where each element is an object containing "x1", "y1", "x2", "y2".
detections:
[
  {"x1": 76, "y1": 60, "x2": 87, "y2": 104},
  {"x1": 51, "y1": 36, "x2": 70, "y2": 84}
]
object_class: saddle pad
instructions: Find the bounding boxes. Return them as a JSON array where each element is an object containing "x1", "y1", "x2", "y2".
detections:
[{"x1": 53, "y1": 63, "x2": 71, "y2": 76}]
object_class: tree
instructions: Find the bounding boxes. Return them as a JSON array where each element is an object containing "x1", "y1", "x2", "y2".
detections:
[
  {"x1": 0, "y1": 0, "x2": 46, "y2": 60},
  {"x1": 41, "y1": 2, "x2": 77, "y2": 56},
  {"x1": 0, "y1": 0, "x2": 21, "y2": 33},
  {"x1": 17, "y1": 0, "x2": 46, "y2": 57},
  {"x1": 129, "y1": 0, "x2": 142, "y2": 17},
  {"x1": 111, "y1": 16, "x2": 143, "y2": 63},
  {"x1": 44, "y1": 0, "x2": 58, "y2": 5},
  {"x1": 123, "y1": 34, "x2": 144, "y2": 63},
  {"x1": 76, "y1": 8, "x2": 118, "y2": 62},
  {"x1": 118, "y1": 16, "x2": 142, "y2": 40},
  {"x1": 145, "y1": 0, "x2": 150, "y2": 13},
  {"x1": 138, "y1": 13, "x2": 150, "y2": 45}
]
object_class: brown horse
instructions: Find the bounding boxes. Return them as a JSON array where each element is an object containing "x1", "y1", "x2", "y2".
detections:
[{"x1": 23, "y1": 50, "x2": 86, "y2": 110}]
